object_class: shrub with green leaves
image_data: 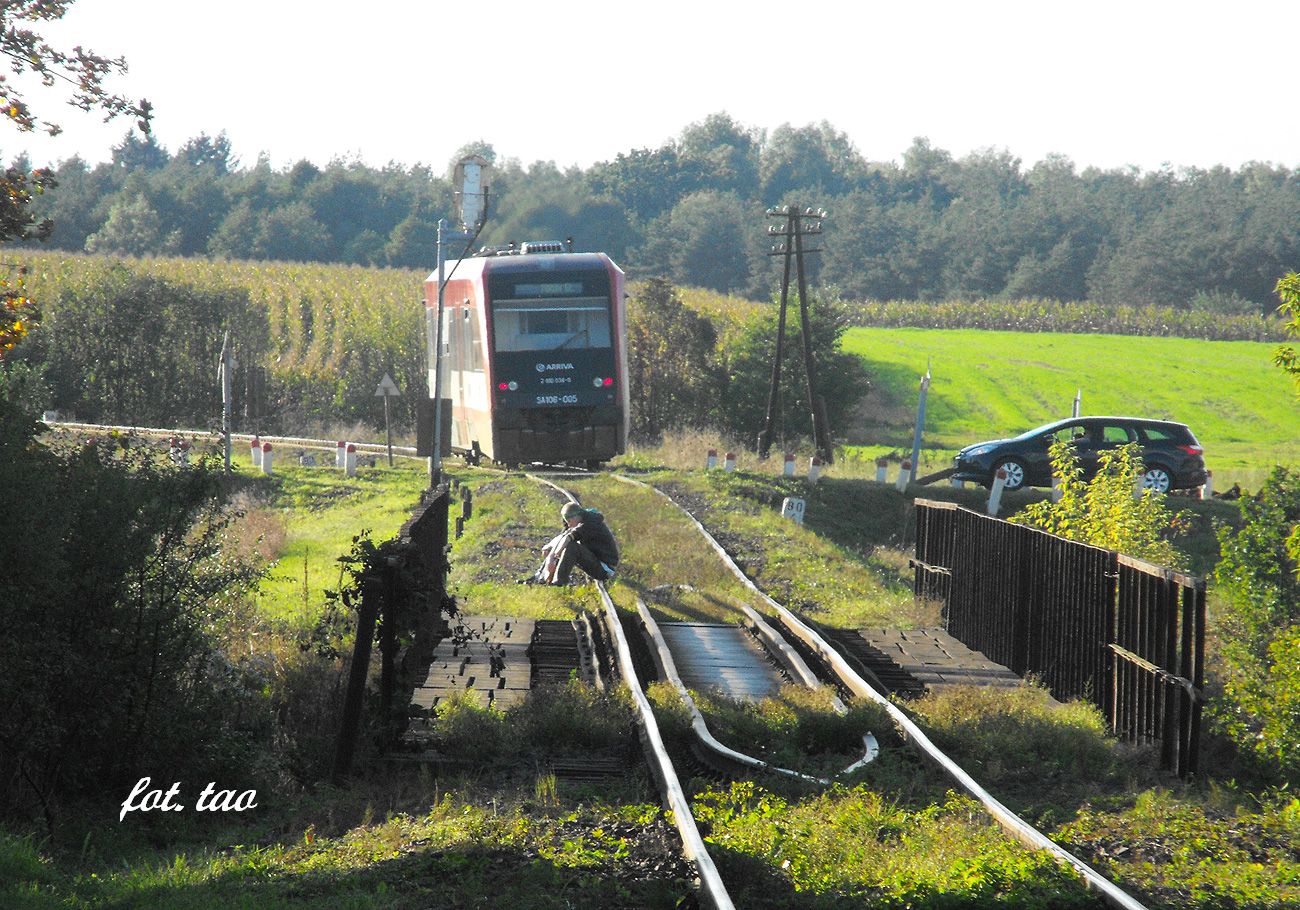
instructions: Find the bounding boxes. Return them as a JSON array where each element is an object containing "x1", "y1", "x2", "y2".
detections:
[
  {"x1": 1211, "y1": 466, "x2": 1300, "y2": 782},
  {"x1": 1012, "y1": 439, "x2": 1189, "y2": 570}
]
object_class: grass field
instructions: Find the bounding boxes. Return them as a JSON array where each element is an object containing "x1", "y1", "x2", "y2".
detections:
[
  {"x1": 231, "y1": 456, "x2": 433, "y2": 626},
  {"x1": 838, "y1": 327, "x2": 1300, "y2": 489}
]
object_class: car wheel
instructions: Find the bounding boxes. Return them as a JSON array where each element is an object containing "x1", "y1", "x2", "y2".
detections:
[
  {"x1": 1142, "y1": 466, "x2": 1173, "y2": 494},
  {"x1": 994, "y1": 458, "x2": 1027, "y2": 491}
]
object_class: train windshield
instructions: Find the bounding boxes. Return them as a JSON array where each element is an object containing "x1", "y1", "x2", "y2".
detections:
[{"x1": 490, "y1": 279, "x2": 612, "y2": 353}]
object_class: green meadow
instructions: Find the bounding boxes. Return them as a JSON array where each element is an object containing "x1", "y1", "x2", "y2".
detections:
[
  {"x1": 239, "y1": 457, "x2": 432, "y2": 625},
  {"x1": 839, "y1": 327, "x2": 1300, "y2": 488}
]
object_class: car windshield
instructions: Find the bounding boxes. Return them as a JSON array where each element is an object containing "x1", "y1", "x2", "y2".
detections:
[{"x1": 1012, "y1": 420, "x2": 1071, "y2": 441}]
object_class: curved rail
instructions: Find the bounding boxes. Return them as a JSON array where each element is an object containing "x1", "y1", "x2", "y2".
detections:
[
  {"x1": 635, "y1": 597, "x2": 831, "y2": 786},
  {"x1": 606, "y1": 471, "x2": 1150, "y2": 910},
  {"x1": 540, "y1": 471, "x2": 877, "y2": 781},
  {"x1": 594, "y1": 582, "x2": 736, "y2": 910},
  {"x1": 527, "y1": 473, "x2": 736, "y2": 910}
]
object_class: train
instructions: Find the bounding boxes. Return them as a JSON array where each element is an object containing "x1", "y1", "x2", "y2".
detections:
[{"x1": 423, "y1": 240, "x2": 630, "y2": 467}]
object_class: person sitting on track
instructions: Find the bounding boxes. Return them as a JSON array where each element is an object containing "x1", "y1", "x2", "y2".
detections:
[{"x1": 526, "y1": 501, "x2": 620, "y2": 585}]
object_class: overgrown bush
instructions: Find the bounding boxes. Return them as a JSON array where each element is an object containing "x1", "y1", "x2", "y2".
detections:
[
  {"x1": 625, "y1": 278, "x2": 720, "y2": 441},
  {"x1": 716, "y1": 294, "x2": 871, "y2": 445},
  {"x1": 1211, "y1": 467, "x2": 1300, "y2": 783},
  {"x1": 0, "y1": 385, "x2": 266, "y2": 821},
  {"x1": 1012, "y1": 440, "x2": 1190, "y2": 569}
]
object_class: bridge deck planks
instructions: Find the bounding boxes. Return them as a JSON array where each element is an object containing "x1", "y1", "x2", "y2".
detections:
[{"x1": 854, "y1": 627, "x2": 1025, "y2": 693}]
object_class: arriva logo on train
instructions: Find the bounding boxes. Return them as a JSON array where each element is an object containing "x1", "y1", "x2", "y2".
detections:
[{"x1": 536, "y1": 362, "x2": 575, "y2": 372}]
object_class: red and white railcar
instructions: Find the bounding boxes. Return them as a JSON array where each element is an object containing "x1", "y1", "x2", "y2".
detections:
[{"x1": 424, "y1": 241, "x2": 629, "y2": 466}]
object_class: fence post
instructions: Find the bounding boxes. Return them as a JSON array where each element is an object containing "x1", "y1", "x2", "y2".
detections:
[
  {"x1": 380, "y1": 560, "x2": 399, "y2": 732},
  {"x1": 332, "y1": 573, "x2": 381, "y2": 782}
]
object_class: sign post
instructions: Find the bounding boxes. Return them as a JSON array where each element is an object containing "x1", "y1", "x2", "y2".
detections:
[
  {"x1": 908, "y1": 361, "x2": 931, "y2": 486},
  {"x1": 375, "y1": 373, "x2": 400, "y2": 466}
]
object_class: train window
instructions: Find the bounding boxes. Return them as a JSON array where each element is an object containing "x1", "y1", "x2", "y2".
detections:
[
  {"x1": 525, "y1": 311, "x2": 568, "y2": 335},
  {"x1": 491, "y1": 297, "x2": 612, "y2": 352}
]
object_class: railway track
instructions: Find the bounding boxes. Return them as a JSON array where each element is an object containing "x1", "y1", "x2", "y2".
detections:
[
  {"x1": 52, "y1": 421, "x2": 1154, "y2": 907},
  {"x1": 529, "y1": 469, "x2": 1152, "y2": 910}
]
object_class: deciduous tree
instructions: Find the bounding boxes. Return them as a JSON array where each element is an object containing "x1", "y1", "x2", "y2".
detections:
[
  {"x1": 1274, "y1": 272, "x2": 1300, "y2": 397},
  {"x1": 1, "y1": 0, "x2": 148, "y2": 357}
]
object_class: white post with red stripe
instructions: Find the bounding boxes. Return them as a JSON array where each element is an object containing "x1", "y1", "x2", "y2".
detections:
[
  {"x1": 345, "y1": 443, "x2": 358, "y2": 477},
  {"x1": 807, "y1": 456, "x2": 823, "y2": 484},
  {"x1": 706, "y1": 448, "x2": 717, "y2": 470},
  {"x1": 723, "y1": 452, "x2": 736, "y2": 472},
  {"x1": 895, "y1": 459, "x2": 911, "y2": 492},
  {"x1": 336, "y1": 440, "x2": 347, "y2": 469},
  {"x1": 987, "y1": 468, "x2": 1007, "y2": 516},
  {"x1": 260, "y1": 442, "x2": 273, "y2": 475},
  {"x1": 250, "y1": 436, "x2": 262, "y2": 469},
  {"x1": 783, "y1": 453, "x2": 795, "y2": 477},
  {"x1": 875, "y1": 457, "x2": 888, "y2": 483}
]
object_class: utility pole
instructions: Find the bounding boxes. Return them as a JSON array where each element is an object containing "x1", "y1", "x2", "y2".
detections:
[
  {"x1": 756, "y1": 217, "x2": 793, "y2": 460},
  {"x1": 429, "y1": 156, "x2": 491, "y2": 488},
  {"x1": 218, "y1": 330, "x2": 233, "y2": 475},
  {"x1": 759, "y1": 205, "x2": 833, "y2": 463}
]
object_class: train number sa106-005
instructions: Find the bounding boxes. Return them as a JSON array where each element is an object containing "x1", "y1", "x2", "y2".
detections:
[{"x1": 535, "y1": 394, "x2": 579, "y2": 405}]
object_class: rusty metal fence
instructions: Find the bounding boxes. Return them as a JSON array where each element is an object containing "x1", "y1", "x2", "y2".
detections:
[{"x1": 912, "y1": 499, "x2": 1204, "y2": 776}]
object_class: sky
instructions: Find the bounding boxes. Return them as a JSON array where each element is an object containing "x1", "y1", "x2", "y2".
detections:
[{"x1": 10, "y1": 0, "x2": 1299, "y2": 175}]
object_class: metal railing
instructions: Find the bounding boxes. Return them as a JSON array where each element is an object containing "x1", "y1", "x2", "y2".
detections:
[{"x1": 913, "y1": 499, "x2": 1204, "y2": 777}]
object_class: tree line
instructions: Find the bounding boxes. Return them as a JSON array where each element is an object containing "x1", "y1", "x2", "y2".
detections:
[{"x1": 10, "y1": 114, "x2": 1300, "y2": 311}]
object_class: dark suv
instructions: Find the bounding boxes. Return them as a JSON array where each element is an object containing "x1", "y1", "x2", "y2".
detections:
[{"x1": 952, "y1": 417, "x2": 1207, "y2": 493}]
